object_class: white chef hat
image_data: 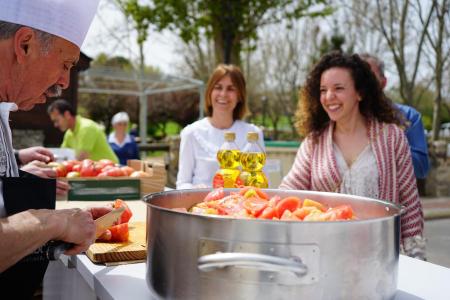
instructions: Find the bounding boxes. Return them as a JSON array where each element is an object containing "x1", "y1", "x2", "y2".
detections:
[
  {"x1": 112, "y1": 112, "x2": 130, "y2": 125},
  {"x1": 0, "y1": 0, "x2": 100, "y2": 48}
]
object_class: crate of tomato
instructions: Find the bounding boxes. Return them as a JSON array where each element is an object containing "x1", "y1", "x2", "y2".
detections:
[{"x1": 51, "y1": 159, "x2": 166, "y2": 201}]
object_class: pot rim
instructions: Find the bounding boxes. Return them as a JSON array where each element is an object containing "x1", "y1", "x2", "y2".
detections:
[{"x1": 142, "y1": 188, "x2": 404, "y2": 224}]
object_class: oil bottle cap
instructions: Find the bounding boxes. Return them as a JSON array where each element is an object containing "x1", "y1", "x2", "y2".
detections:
[
  {"x1": 247, "y1": 132, "x2": 259, "y2": 142},
  {"x1": 224, "y1": 131, "x2": 236, "y2": 142}
]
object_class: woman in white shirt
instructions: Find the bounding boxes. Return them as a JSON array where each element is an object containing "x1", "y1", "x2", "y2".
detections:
[{"x1": 176, "y1": 64, "x2": 264, "y2": 189}]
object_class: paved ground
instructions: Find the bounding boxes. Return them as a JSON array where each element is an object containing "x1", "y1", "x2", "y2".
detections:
[
  {"x1": 421, "y1": 197, "x2": 450, "y2": 268},
  {"x1": 424, "y1": 218, "x2": 450, "y2": 268},
  {"x1": 422, "y1": 197, "x2": 450, "y2": 220}
]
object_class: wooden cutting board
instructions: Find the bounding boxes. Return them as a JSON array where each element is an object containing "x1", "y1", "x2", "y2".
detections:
[{"x1": 86, "y1": 222, "x2": 147, "y2": 263}]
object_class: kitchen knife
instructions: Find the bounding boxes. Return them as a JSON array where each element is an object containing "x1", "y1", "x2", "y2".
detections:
[{"x1": 48, "y1": 206, "x2": 125, "y2": 260}]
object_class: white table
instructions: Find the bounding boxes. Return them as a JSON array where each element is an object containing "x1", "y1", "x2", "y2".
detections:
[
  {"x1": 43, "y1": 253, "x2": 450, "y2": 300},
  {"x1": 45, "y1": 200, "x2": 450, "y2": 300}
]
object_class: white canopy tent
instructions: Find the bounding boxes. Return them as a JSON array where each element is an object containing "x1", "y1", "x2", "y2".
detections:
[{"x1": 77, "y1": 66, "x2": 204, "y2": 146}]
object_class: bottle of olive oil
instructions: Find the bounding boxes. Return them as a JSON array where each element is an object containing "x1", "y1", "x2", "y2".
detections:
[
  {"x1": 212, "y1": 132, "x2": 242, "y2": 188},
  {"x1": 239, "y1": 132, "x2": 268, "y2": 188}
]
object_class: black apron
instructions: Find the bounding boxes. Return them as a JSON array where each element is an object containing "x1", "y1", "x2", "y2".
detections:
[{"x1": 0, "y1": 170, "x2": 56, "y2": 300}]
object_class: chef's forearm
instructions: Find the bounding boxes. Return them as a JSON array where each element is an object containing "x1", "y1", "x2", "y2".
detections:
[{"x1": 0, "y1": 209, "x2": 63, "y2": 272}]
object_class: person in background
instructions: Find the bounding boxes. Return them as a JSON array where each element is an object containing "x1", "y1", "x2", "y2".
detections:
[
  {"x1": 360, "y1": 53, "x2": 430, "y2": 179},
  {"x1": 0, "y1": 0, "x2": 111, "y2": 297},
  {"x1": 48, "y1": 99, "x2": 119, "y2": 163},
  {"x1": 176, "y1": 64, "x2": 264, "y2": 189},
  {"x1": 280, "y1": 52, "x2": 425, "y2": 259},
  {"x1": 108, "y1": 112, "x2": 139, "y2": 165}
]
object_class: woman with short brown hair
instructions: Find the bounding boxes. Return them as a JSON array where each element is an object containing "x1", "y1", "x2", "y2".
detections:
[{"x1": 177, "y1": 64, "x2": 263, "y2": 189}]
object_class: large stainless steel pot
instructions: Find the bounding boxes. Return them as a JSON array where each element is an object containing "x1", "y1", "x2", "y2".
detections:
[{"x1": 143, "y1": 189, "x2": 402, "y2": 300}]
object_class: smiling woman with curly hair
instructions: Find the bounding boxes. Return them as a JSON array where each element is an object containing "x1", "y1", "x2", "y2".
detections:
[{"x1": 280, "y1": 51, "x2": 425, "y2": 260}]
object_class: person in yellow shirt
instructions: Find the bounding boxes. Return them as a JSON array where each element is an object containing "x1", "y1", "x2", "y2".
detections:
[{"x1": 47, "y1": 99, "x2": 118, "y2": 163}]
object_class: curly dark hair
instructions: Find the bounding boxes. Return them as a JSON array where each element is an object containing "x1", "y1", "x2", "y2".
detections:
[{"x1": 296, "y1": 51, "x2": 403, "y2": 138}]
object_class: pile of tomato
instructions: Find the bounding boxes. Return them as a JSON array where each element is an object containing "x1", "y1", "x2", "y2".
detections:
[
  {"x1": 47, "y1": 159, "x2": 150, "y2": 178},
  {"x1": 188, "y1": 187, "x2": 355, "y2": 221}
]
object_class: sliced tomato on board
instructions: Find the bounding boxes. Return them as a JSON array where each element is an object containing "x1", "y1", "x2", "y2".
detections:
[
  {"x1": 113, "y1": 199, "x2": 133, "y2": 223},
  {"x1": 107, "y1": 223, "x2": 129, "y2": 242}
]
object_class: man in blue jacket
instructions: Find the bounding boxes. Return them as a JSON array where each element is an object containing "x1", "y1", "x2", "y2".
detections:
[{"x1": 361, "y1": 53, "x2": 430, "y2": 179}]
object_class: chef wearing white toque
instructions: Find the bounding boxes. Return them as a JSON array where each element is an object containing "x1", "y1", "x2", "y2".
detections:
[{"x1": 0, "y1": 1, "x2": 112, "y2": 298}]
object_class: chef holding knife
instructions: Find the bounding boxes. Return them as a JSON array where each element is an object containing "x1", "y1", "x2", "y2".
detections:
[{"x1": 0, "y1": 0, "x2": 112, "y2": 298}]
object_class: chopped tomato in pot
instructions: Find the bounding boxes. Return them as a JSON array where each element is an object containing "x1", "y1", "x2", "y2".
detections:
[
  {"x1": 204, "y1": 188, "x2": 225, "y2": 202},
  {"x1": 276, "y1": 197, "x2": 301, "y2": 217},
  {"x1": 185, "y1": 187, "x2": 357, "y2": 222},
  {"x1": 243, "y1": 197, "x2": 268, "y2": 217}
]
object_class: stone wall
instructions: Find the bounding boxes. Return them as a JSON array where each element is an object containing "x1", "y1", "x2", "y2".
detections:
[{"x1": 12, "y1": 129, "x2": 45, "y2": 149}]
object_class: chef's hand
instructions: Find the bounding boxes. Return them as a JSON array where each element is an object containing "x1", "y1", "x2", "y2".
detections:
[
  {"x1": 21, "y1": 160, "x2": 56, "y2": 178},
  {"x1": 18, "y1": 147, "x2": 54, "y2": 165},
  {"x1": 55, "y1": 206, "x2": 112, "y2": 256},
  {"x1": 56, "y1": 180, "x2": 70, "y2": 196},
  {"x1": 20, "y1": 161, "x2": 70, "y2": 195}
]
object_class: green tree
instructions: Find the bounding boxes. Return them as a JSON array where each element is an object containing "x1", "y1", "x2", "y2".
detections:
[{"x1": 118, "y1": 0, "x2": 333, "y2": 67}]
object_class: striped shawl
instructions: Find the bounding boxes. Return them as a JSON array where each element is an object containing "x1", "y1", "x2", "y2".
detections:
[{"x1": 280, "y1": 119, "x2": 423, "y2": 241}]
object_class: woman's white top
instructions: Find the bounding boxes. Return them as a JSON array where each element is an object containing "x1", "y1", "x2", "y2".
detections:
[
  {"x1": 176, "y1": 118, "x2": 264, "y2": 189},
  {"x1": 334, "y1": 143, "x2": 380, "y2": 199}
]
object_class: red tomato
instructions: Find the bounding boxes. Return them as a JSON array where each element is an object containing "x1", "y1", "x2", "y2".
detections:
[
  {"x1": 62, "y1": 160, "x2": 78, "y2": 173},
  {"x1": 113, "y1": 199, "x2": 132, "y2": 223},
  {"x1": 99, "y1": 159, "x2": 115, "y2": 168},
  {"x1": 80, "y1": 159, "x2": 96, "y2": 177},
  {"x1": 203, "y1": 188, "x2": 224, "y2": 202},
  {"x1": 72, "y1": 164, "x2": 81, "y2": 173},
  {"x1": 325, "y1": 205, "x2": 353, "y2": 220},
  {"x1": 259, "y1": 206, "x2": 278, "y2": 219},
  {"x1": 106, "y1": 167, "x2": 126, "y2": 177},
  {"x1": 121, "y1": 166, "x2": 135, "y2": 176},
  {"x1": 108, "y1": 223, "x2": 129, "y2": 242},
  {"x1": 276, "y1": 197, "x2": 301, "y2": 217},
  {"x1": 243, "y1": 197, "x2": 268, "y2": 217}
]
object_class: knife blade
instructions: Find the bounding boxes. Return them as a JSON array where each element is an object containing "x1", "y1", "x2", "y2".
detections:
[
  {"x1": 48, "y1": 206, "x2": 126, "y2": 260},
  {"x1": 94, "y1": 206, "x2": 125, "y2": 238}
]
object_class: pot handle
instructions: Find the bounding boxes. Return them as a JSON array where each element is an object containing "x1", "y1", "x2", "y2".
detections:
[{"x1": 197, "y1": 252, "x2": 308, "y2": 277}]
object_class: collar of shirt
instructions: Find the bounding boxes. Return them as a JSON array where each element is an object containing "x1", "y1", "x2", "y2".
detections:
[{"x1": 108, "y1": 132, "x2": 132, "y2": 147}]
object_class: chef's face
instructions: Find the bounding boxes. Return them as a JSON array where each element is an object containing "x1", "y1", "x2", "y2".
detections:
[{"x1": 11, "y1": 27, "x2": 79, "y2": 111}]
